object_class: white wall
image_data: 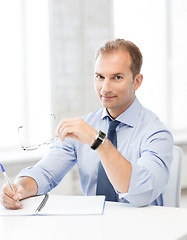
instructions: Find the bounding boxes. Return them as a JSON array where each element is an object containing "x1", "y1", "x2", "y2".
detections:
[{"x1": 49, "y1": 0, "x2": 113, "y2": 124}]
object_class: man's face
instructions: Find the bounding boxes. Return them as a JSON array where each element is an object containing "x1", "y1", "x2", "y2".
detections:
[{"x1": 94, "y1": 51, "x2": 142, "y2": 118}]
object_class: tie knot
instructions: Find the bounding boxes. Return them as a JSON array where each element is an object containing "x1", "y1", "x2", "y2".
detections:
[{"x1": 108, "y1": 119, "x2": 120, "y2": 131}]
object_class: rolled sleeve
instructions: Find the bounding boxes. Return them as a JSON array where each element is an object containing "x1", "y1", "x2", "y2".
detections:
[
  {"x1": 17, "y1": 165, "x2": 54, "y2": 195},
  {"x1": 117, "y1": 130, "x2": 173, "y2": 207}
]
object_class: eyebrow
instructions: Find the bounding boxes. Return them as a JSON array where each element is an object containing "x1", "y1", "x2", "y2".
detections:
[
  {"x1": 111, "y1": 73, "x2": 124, "y2": 76},
  {"x1": 95, "y1": 72, "x2": 101, "y2": 75},
  {"x1": 95, "y1": 72, "x2": 124, "y2": 76}
]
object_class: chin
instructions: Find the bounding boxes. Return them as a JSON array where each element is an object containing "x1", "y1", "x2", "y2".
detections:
[{"x1": 102, "y1": 103, "x2": 115, "y2": 110}]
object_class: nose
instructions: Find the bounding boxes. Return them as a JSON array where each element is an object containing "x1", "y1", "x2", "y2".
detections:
[{"x1": 101, "y1": 78, "x2": 112, "y2": 94}]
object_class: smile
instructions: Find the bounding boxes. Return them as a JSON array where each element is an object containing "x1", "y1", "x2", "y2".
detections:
[{"x1": 101, "y1": 95, "x2": 116, "y2": 100}]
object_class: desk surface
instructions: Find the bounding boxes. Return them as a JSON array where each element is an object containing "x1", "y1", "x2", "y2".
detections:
[{"x1": 0, "y1": 201, "x2": 187, "y2": 240}]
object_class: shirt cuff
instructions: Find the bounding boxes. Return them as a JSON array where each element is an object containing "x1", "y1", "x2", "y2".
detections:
[{"x1": 16, "y1": 166, "x2": 52, "y2": 195}]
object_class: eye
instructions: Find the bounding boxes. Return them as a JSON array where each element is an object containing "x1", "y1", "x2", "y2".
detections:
[
  {"x1": 95, "y1": 75, "x2": 104, "y2": 80},
  {"x1": 114, "y1": 75, "x2": 122, "y2": 80}
]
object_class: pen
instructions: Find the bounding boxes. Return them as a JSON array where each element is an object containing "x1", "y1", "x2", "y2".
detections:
[{"x1": 0, "y1": 163, "x2": 15, "y2": 193}]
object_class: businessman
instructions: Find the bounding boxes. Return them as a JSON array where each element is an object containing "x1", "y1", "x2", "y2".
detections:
[{"x1": 1, "y1": 39, "x2": 173, "y2": 209}]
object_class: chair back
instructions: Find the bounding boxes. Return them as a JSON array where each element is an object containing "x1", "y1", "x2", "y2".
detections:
[{"x1": 163, "y1": 146, "x2": 183, "y2": 207}]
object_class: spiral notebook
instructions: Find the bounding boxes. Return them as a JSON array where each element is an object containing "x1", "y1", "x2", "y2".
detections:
[{"x1": 0, "y1": 194, "x2": 106, "y2": 216}]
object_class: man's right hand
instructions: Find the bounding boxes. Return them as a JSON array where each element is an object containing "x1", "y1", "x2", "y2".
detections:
[{"x1": 0, "y1": 184, "x2": 24, "y2": 209}]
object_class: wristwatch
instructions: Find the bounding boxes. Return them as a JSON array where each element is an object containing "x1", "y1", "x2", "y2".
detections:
[{"x1": 91, "y1": 130, "x2": 106, "y2": 150}]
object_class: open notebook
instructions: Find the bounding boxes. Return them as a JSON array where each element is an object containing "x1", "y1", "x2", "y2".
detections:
[{"x1": 0, "y1": 194, "x2": 106, "y2": 216}]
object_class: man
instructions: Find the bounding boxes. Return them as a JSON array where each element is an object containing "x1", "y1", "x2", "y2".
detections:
[{"x1": 1, "y1": 39, "x2": 173, "y2": 209}]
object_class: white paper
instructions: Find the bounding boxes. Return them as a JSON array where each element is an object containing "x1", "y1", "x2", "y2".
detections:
[
  {"x1": 0, "y1": 194, "x2": 105, "y2": 216},
  {"x1": 0, "y1": 195, "x2": 45, "y2": 216}
]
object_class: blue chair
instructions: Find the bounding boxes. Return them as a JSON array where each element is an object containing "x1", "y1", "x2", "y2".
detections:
[{"x1": 163, "y1": 146, "x2": 183, "y2": 207}]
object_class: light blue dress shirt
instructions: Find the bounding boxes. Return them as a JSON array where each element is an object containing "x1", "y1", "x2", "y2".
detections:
[{"x1": 17, "y1": 97, "x2": 173, "y2": 207}]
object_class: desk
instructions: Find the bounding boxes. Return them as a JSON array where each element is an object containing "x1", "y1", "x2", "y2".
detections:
[{"x1": 0, "y1": 202, "x2": 187, "y2": 240}]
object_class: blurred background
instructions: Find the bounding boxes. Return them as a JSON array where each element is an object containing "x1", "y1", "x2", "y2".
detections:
[{"x1": 0, "y1": 0, "x2": 187, "y2": 206}]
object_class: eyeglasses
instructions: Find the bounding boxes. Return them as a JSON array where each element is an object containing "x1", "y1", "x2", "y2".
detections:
[{"x1": 18, "y1": 114, "x2": 57, "y2": 151}]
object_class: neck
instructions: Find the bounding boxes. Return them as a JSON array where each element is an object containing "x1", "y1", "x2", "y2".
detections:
[{"x1": 107, "y1": 97, "x2": 135, "y2": 119}]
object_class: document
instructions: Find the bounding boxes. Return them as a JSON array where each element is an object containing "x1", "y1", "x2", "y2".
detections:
[{"x1": 0, "y1": 194, "x2": 106, "y2": 216}]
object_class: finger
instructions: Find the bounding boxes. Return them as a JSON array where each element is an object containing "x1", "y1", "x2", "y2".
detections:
[
  {"x1": 56, "y1": 117, "x2": 89, "y2": 142},
  {"x1": 0, "y1": 191, "x2": 23, "y2": 210},
  {"x1": 57, "y1": 120, "x2": 77, "y2": 139},
  {"x1": 56, "y1": 120, "x2": 67, "y2": 137},
  {"x1": 2, "y1": 184, "x2": 17, "y2": 199},
  {"x1": 3, "y1": 199, "x2": 23, "y2": 210},
  {"x1": 58, "y1": 126, "x2": 75, "y2": 141},
  {"x1": 2, "y1": 184, "x2": 23, "y2": 201},
  {"x1": 57, "y1": 117, "x2": 82, "y2": 134},
  {"x1": 15, "y1": 185, "x2": 24, "y2": 200},
  {"x1": 57, "y1": 119, "x2": 75, "y2": 135},
  {"x1": 56, "y1": 120, "x2": 63, "y2": 136}
]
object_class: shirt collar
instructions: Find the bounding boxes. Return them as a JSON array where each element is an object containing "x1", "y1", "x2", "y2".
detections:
[{"x1": 101, "y1": 97, "x2": 142, "y2": 127}]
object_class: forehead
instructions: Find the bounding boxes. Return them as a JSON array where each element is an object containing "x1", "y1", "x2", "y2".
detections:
[{"x1": 95, "y1": 51, "x2": 131, "y2": 75}]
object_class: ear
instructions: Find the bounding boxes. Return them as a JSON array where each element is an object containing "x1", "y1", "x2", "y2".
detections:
[{"x1": 134, "y1": 74, "x2": 143, "y2": 91}]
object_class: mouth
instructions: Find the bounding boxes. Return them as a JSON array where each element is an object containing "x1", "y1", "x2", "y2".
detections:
[{"x1": 101, "y1": 95, "x2": 116, "y2": 101}]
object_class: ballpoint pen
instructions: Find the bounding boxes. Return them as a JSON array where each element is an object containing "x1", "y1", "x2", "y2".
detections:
[{"x1": 0, "y1": 163, "x2": 15, "y2": 193}]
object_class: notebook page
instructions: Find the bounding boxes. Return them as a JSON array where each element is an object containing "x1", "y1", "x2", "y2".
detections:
[
  {"x1": 40, "y1": 195, "x2": 105, "y2": 215},
  {"x1": 0, "y1": 195, "x2": 45, "y2": 216}
]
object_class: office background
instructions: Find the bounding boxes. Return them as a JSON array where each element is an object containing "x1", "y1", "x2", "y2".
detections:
[{"x1": 0, "y1": 0, "x2": 187, "y2": 206}]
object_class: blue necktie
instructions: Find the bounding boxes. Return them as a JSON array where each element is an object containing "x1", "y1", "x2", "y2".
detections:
[{"x1": 96, "y1": 119, "x2": 120, "y2": 201}]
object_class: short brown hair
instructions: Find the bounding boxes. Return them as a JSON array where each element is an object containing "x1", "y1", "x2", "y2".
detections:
[{"x1": 95, "y1": 39, "x2": 143, "y2": 78}]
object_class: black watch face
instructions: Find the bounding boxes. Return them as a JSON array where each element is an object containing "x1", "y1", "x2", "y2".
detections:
[{"x1": 99, "y1": 131, "x2": 106, "y2": 139}]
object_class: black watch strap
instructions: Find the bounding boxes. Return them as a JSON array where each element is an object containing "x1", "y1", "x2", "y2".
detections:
[{"x1": 91, "y1": 130, "x2": 106, "y2": 150}]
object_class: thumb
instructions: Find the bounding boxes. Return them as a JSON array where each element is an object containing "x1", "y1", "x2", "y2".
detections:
[{"x1": 14, "y1": 184, "x2": 25, "y2": 200}]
